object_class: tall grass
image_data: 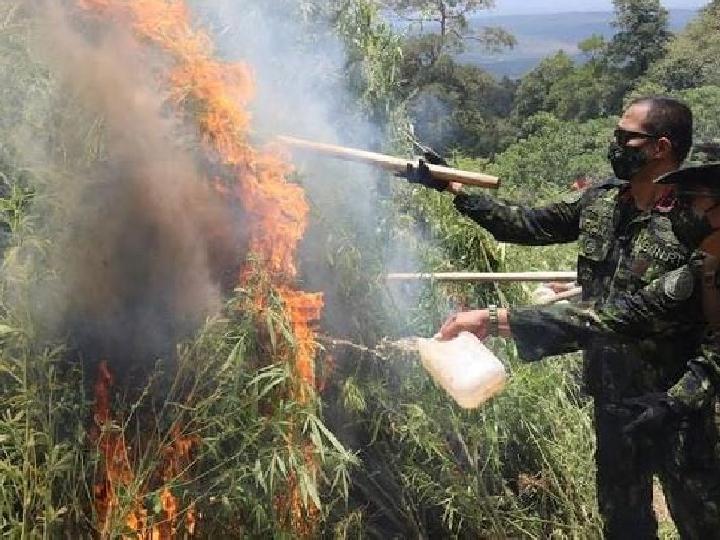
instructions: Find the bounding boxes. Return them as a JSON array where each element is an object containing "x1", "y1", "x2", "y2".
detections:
[
  {"x1": 309, "y1": 166, "x2": 602, "y2": 537},
  {"x1": 0, "y1": 239, "x2": 357, "y2": 537}
]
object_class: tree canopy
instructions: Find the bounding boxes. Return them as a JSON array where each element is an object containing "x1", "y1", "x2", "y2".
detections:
[{"x1": 642, "y1": 0, "x2": 720, "y2": 91}]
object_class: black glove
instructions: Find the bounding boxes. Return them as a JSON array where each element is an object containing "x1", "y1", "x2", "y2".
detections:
[
  {"x1": 400, "y1": 143, "x2": 450, "y2": 191},
  {"x1": 605, "y1": 393, "x2": 677, "y2": 436},
  {"x1": 404, "y1": 159, "x2": 448, "y2": 191}
]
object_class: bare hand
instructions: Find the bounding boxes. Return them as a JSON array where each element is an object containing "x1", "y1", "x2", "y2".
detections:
[
  {"x1": 547, "y1": 281, "x2": 576, "y2": 294},
  {"x1": 446, "y1": 181, "x2": 463, "y2": 195},
  {"x1": 437, "y1": 310, "x2": 489, "y2": 341}
]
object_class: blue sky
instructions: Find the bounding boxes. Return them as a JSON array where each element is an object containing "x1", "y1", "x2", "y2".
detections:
[{"x1": 483, "y1": 0, "x2": 708, "y2": 15}]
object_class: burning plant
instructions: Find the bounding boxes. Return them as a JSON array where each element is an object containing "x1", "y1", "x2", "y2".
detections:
[
  {"x1": 0, "y1": 0, "x2": 344, "y2": 536},
  {"x1": 73, "y1": 0, "x2": 325, "y2": 389}
]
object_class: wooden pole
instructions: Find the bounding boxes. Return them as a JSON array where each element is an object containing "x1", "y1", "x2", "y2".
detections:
[
  {"x1": 386, "y1": 271, "x2": 577, "y2": 283},
  {"x1": 277, "y1": 135, "x2": 500, "y2": 189}
]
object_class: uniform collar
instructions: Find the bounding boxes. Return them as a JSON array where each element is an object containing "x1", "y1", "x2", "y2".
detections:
[
  {"x1": 617, "y1": 181, "x2": 676, "y2": 213},
  {"x1": 654, "y1": 186, "x2": 677, "y2": 213}
]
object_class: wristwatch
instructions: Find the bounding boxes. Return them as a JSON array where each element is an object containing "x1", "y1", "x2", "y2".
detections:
[{"x1": 488, "y1": 304, "x2": 499, "y2": 336}]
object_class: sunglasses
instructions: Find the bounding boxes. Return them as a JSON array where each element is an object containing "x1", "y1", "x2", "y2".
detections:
[{"x1": 613, "y1": 128, "x2": 661, "y2": 147}]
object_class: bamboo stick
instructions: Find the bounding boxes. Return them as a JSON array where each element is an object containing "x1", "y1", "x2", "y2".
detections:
[
  {"x1": 277, "y1": 135, "x2": 500, "y2": 189},
  {"x1": 386, "y1": 271, "x2": 577, "y2": 283}
]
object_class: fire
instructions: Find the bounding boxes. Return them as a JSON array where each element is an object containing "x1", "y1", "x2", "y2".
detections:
[
  {"x1": 81, "y1": 0, "x2": 321, "y2": 366},
  {"x1": 82, "y1": 0, "x2": 324, "y2": 536},
  {"x1": 114, "y1": 0, "x2": 322, "y2": 386},
  {"x1": 92, "y1": 361, "x2": 143, "y2": 535},
  {"x1": 92, "y1": 362, "x2": 199, "y2": 538},
  {"x1": 281, "y1": 288, "x2": 325, "y2": 390}
]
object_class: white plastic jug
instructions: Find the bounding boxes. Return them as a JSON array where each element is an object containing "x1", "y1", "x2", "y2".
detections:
[{"x1": 418, "y1": 332, "x2": 507, "y2": 409}]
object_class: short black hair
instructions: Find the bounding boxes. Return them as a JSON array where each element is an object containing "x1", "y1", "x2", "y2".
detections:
[{"x1": 630, "y1": 96, "x2": 693, "y2": 164}]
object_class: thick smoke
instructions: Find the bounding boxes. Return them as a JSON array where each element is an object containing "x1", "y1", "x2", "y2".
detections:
[
  {"x1": 195, "y1": 1, "x2": 421, "y2": 337},
  {"x1": 13, "y1": 0, "x2": 415, "y2": 370},
  {"x1": 196, "y1": 1, "x2": 384, "y2": 216},
  {"x1": 26, "y1": 7, "x2": 245, "y2": 363}
]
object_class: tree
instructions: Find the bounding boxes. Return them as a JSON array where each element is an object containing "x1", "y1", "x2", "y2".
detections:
[
  {"x1": 511, "y1": 52, "x2": 574, "y2": 120},
  {"x1": 578, "y1": 34, "x2": 606, "y2": 63},
  {"x1": 493, "y1": 113, "x2": 615, "y2": 196},
  {"x1": 602, "y1": 0, "x2": 670, "y2": 110},
  {"x1": 642, "y1": 0, "x2": 720, "y2": 91},
  {"x1": 511, "y1": 0, "x2": 672, "y2": 122},
  {"x1": 375, "y1": 1, "x2": 517, "y2": 156},
  {"x1": 383, "y1": 0, "x2": 514, "y2": 65},
  {"x1": 402, "y1": 56, "x2": 517, "y2": 156},
  {"x1": 545, "y1": 66, "x2": 606, "y2": 121},
  {"x1": 676, "y1": 85, "x2": 720, "y2": 147},
  {"x1": 606, "y1": 0, "x2": 670, "y2": 78}
]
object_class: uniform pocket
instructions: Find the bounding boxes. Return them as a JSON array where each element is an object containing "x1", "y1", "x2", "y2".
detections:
[
  {"x1": 578, "y1": 233, "x2": 611, "y2": 262},
  {"x1": 632, "y1": 234, "x2": 687, "y2": 283},
  {"x1": 633, "y1": 217, "x2": 689, "y2": 281},
  {"x1": 579, "y1": 206, "x2": 613, "y2": 262}
]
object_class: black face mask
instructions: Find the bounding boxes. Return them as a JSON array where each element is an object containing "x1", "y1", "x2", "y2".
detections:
[
  {"x1": 607, "y1": 141, "x2": 650, "y2": 180},
  {"x1": 670, "y1": 202, "x2": 714, "y2": 249}
]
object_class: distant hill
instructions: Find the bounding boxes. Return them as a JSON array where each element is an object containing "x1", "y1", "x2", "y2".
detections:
[
  {"x1": 462, "y1": 9, "x2": 697, "y2": 78},
  {"x1": 390, "y1": 9, "x2": 698, "y2": 79}
]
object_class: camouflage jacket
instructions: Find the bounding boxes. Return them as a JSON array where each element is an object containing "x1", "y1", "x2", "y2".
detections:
[
  {"x1": 510, "y1": 252, "x2": 720, "y2": 412},
  {"x1": 454, "y1": 182, "x2": 700, "y2": 401}
]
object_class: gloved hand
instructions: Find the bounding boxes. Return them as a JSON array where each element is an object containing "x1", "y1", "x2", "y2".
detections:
[
  {"x1": 402, "y1": 146, "x2": 450, "y2": 192},
  {"x1": 605, "y1": 393, "x2": 678, "y2": 436},
  {"x1": 404, "y1": 159, "x2": 448, "y2": 192}
]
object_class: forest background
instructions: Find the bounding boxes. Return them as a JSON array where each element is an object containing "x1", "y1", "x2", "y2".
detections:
[{"x1": 1, "y1": 0, "x2": 719, "y2": 538}]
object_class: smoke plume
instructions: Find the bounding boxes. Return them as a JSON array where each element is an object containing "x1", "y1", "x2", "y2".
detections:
[
  {"x1": 26, "y1": 6, "x2": 245, "y2": 363},
  {"x1": 193, "y1": 1, "x2": 409, "y2": 338}
]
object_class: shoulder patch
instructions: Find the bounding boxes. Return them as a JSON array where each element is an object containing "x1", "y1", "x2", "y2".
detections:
[{"x1": 663, "y1": 266, "x2": 694, "y2": 301}]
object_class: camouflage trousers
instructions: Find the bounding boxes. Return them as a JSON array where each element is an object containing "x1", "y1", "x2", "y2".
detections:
[{"x1": 594, "y1": 402, "x2": 720, "y2": 539}]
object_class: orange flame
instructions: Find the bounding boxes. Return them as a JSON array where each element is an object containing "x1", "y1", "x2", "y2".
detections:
[
  {"x1": 92, "y1": 363, "x2": 198, "y2": 539},
  {"x1": 80, "y1": 0, "x2": 324, "y2": 535},
  {"x1": 155, "y1": 426, "x2": 199, "y2": 536},
  {"x1": 92, "y1": 361, "x2": 143, "y2": 536},
  {"x1": 280, "y1": 288, "x2": 324, "y2": 391},
  {"x1": 90, "y1": 0, "x2": 323, "y2": 374}
]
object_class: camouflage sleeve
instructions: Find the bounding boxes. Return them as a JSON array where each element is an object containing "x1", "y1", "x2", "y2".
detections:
[
  {"x1": 509, "y1": 301, "x2": 718, "y2": 410},
  {"x1": 509, "y1": 254, "x2": 718, "y2": 408},
  {"x1": 507, "y1": 260, "x2": 703, "y2": 363},
  {"x1": 506, "y1": 304, "x2": 585, "y2": 362},
  {"x1": 579, "y1": 261, "x2": 702, "y2": 336},
  {"x1": 452, "y1": 189, "x2": 586, "y2": 245},
  {"x1": 667, "y1": 354, "x2": 717, "y2": 412}
]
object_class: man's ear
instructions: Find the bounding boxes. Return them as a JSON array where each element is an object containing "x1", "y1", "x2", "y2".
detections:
[
  {"x1": 706, "y1": 204, "x2": 720, "y2": 230},
  {"x1": 655, "y1": 136, "x2": 674, "y2": 160}
]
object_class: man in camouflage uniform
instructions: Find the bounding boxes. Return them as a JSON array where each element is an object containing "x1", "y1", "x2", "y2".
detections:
[
  {"x1": 413, "y1": 96, "x2": 698, "y2": 538},
  {"x1": 439, "y1": 163, "x2": 720, "y2": 538}
]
